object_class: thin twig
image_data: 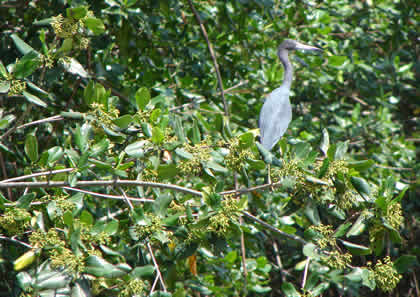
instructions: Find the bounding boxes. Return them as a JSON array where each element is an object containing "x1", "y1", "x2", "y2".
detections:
[
  {"x1": 187, "y1": 0, "x2": 229, "y2": 116},
  {"x1": 301, "y1": 257, "x2": 310, "y2": 289},
  {"x1": 242, "y1": 211, "x2": 307, "y2": 245},
  {"x1": 150, "y1": 274, "x2": 160, "y2": 295},
  {"x1": 220, "y1": 181, "x2": 283, "y2": 196},
  {"x1": 0, "y1": 151, "x2": 13, "y2": 200},
  {"x1": 374, "y1": 164, "x2": 413, "y2": 171},
  {"x1": 235, "y1": 173, "x2": 248, "y2": 288},
  {"x1": 0, "y1": 104, "x2": 32, "y2": 140},
  {"x1": 0, "y1": 168, "x2": 76, "y2": 183},
  {"x1": 0, "y1": 235, "x2": 33, "y2": 249},
  {"x1": 224, "y1": 80, "x2": 249, "y2": 94},
  {"x1": 17, "y1": 115, "x2": 64, "y2": 130},
  {"x1": 0, "y1": 178, "x2": 309, "y2": 245},
  {"x1": 62, "y1": 186, "x2": 154, "y2": 203},
  {"x1": 169, "y1": 98, "x2": 206, "y2": 112},
  {"x1": 119, "y1": 187, "x2": 134, "y2": 210},
  {"x1": 0, "y1": 180, "x2": 203, "y2": 196},
  {"x1": 147, "y1": 242, "x2": 167, "y2": 292}
]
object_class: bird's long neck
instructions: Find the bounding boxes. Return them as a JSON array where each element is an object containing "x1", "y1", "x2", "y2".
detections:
[{"x1": 278, "y1": 49, "x2": 293, "y2": 89}]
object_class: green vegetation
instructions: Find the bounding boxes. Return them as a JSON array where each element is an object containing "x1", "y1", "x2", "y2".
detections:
[{"x1": 0, "y1": 1, "x2": 417, "y2": 296}]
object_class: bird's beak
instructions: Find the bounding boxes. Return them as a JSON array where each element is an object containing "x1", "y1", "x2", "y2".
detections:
[{"x1": 294, "y1": 42, "x2": 322, "y2": 52}]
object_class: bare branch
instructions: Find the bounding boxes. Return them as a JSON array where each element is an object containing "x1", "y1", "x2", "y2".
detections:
[
  {"x1": 62, "y1": 186, "x2": 154, "y2": 203},
  {"x1": 301, "y1": 257, "x2": 310, "y2": 289},
  {"x1": 187, "y1": 0, "x2": 229, "y2": 116},
  {"x1": 17, "y1": 115, "x2": 64, "y2": 130},
  {"x1": 242, "y1": 211, "x2": 307, "y2": 245},
  {"x1": 0, "y1": 168, "x2": 76, "y2": 183},
  {"x1": 0, "y1": 180, "x2": 203, "y2": 196},
  {"x1": 147, "y1": 242, "x2": 167, "y2": 292},
  {"x1": 0, "y1": 235, "x2": 33, "y2": 249}
]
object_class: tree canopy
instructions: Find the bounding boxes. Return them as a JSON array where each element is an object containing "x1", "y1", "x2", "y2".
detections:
[{"x1": 0, "y1": 0, "x2": 418, "y2": 296}]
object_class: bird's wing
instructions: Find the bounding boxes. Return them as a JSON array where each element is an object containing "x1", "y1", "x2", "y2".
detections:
[{"x1": 258, "y1": 88, "x2": 292, "y2": 151}]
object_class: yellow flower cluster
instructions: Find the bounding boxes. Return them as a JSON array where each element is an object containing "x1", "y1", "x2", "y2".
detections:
[
  {"x1": 369, "y1": 256, "x2": 402, "y2": 292},
  {"x1": 224, "y1": 138, "x2": 253, "y2": 171},
  {"x1": 177, "y1": 139, "x2": 212, "y2": 176},
  {"x1": 324, "y1": 251, "x2": 352, "y2": 269},
  {"x1": 8, "y1": 79, "x2": 26, "y2": 96},
  {"x1": 119, "y1": 279, "x2": 146, "y2": 297},
  {"x1": 0, "y1": 208, "x2": 31, "y2": 235},
  {"x1": 135, "y1": 214, "x2": 163, "y2": 240},
  {"x1": 309, "y1": 224, "x2": 335, "y2": 249}
]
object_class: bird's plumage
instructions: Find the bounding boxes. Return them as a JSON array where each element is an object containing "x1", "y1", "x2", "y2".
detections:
[
  {"x1": 259, "y1": 39, "x2": 321, "y2": 151},
  {"x1": 259, "y1": 86, "x2": 292, "y2": 151}
]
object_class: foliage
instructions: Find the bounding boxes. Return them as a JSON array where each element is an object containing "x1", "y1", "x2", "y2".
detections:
[{"x1": 0, "y1": 0, "x2": 418, "y2": 296}]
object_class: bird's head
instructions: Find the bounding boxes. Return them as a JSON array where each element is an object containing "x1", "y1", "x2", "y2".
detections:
[{"x1": 278, "y1": 39, "x2": 322, "y2": 52}]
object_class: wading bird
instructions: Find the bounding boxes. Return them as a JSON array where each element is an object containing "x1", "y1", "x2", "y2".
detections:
[{"x1": 259, "y1": 39, "x2": 322, "y2": 151}]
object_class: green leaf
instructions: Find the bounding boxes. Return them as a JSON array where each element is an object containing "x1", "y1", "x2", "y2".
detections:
[
  {"x1": 346, "y1": 213, "x2": 372, "y2": 237},
  {"x1": 61, "y1": 58, "x2": 89, "y2": 78},
  {"x1": 11, "y1": 34, "x2": 39, "y2": 55},
  {"x1": 46, "y1": 146, "x2": 64, "y2": 165},
  {"x1": 80, "y1": 210, "x2": 93, "y2": 226},
  {"x1": 74, "y1": 123, "x2": 90, "y2": 152},
  {"x1": 317, "y1": 158, "x2": 329, "y2": 178},
  {"x1": 175, "y1": 148, "x2": 193, "y2": 159},
  {"x1": 33, "y1": 269, "x2": 71, "y2": 290},
  {"x1": 328, "y1": 56, "x2": 347, "y2": 67},
  {"x1": 22, "y1": 91, "x2": 47, "y2": 107},
  {"x1": 135, "y1": 87, "x2": 151, "y2": 110},
  {"x1": 281, "y1": 282, "x2": 300, "y2": 297},
  {"x1": 16, "y1": 193, "x2": 35, "y2": 209},
  {"x1": 0, "y1": 81, "x2": 10, "y2": 93},
  {"x1": 153, "y1": 194, "x2": 172, "y2": 216},
  {"x1": 305, "y1": 175, "x2": 330, "y2": 186},
  {"x1": 0, "y1": 60, "x2": 8, "y2": 79},
  {"x1": 350, "y1": 176, "x2": 370, "y2": 199},
  {"x1": 113, "y1": 114, "x2": 132, "y2": 129},
  {"x1": 304, "y1": 202, "x2": 320, "y2": 225},
  {"x1": 72, "y1": 279, "x2": 90, "y2": 297},
  {"x1": 256, "y1": 142, "x2": 282, "y2": 167},
  {"x1": 131, "y1": 265, "x2": 155, "y2": 278},
  {"x1": 125, "y1": 140, "x2": 148, "y2": 158},
  {"x1": 84, "y1": 17, "x2": 105, "y2": 35},
  {"x1": 152, "y1": 126, "x2": 164, "y2": 145},
  {"x1": 239, "y1": 132, "x2": 254, "y2": 149},
  {"x1": 157, "y1": 164, "x2": 178, "y2": 179},
  {"x1": 303, "y1": 243, "x2": 318, "y2": 258},
  {"x1": 0, "y1": 114, "x2": 15, "y2": 129},
  {"x1": 26, "y1": 80, "x2": 49, "y2": 95},
  {"x1": 14, "y1": 250, "x2": 37, "y2": 271},
  {"x1": 14, "y1": 51, "x2": 40, "y2": 79},
  {"x1": 67, "y1": 6, "x2": 88, "y2": 20},
  {"x1": 333, "y1": 222, "x2": 352, "y2": 238},
  {"x1": 24, "y1": 134, "x2": 38, "y2": 162},
  {"x1": 341, "y1": 240, "x2": 371, "y2": 255},
  {"x1": 335, "y1": 141, "x2": 348, "y2": 159},
  {"x1": 347, "y1": 160, "x2": 374, "y2": 171},
  {"x1": 150, "y1": 108, "x2": 161, "y2": 123},
  {"x1": 104, "y1": 221, "x2": 119, "y2": 235},
  {"x1": 394, "y1": 255, "x2": 417, "y2": 273},
  {"x1": 85, "y1": 256, "x2": 130, "y2": 278}
]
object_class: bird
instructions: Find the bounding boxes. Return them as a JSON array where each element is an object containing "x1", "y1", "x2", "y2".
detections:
[{"x1": 259, "y1": 39, "x2": 322, "y2": 151}]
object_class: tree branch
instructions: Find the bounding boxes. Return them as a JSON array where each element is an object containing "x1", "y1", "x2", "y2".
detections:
[
  {"x1": 0, "y1": 180, "x2": 203, "y2": 196},
  {"x1": 187, "y1": 0, "x2": 229, "y2": 116}
]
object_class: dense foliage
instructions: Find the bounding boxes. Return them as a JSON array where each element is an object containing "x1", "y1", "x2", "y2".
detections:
[{"x1": 0, "y1": 0, "x2": 418, "y2": 296}]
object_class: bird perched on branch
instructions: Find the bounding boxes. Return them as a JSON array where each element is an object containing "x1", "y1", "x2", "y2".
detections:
[{"x1": 259, "y1": 39, "x2": 322, "y2": 151}]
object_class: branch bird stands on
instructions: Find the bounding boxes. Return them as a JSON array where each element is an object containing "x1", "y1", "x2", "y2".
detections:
[{"x1": 259, "y1": 39, "x2": 322, "y2": 151}]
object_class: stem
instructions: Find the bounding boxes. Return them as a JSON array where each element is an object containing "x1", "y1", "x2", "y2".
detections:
[{"x1": 187, "y1": 0, "x2": 229, "y2": 116}]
